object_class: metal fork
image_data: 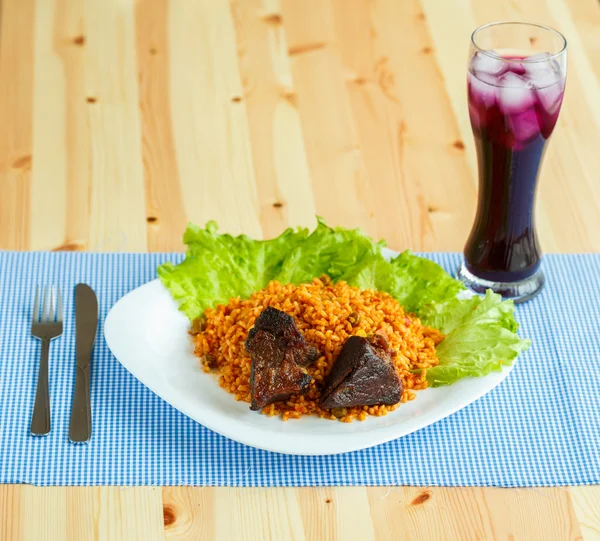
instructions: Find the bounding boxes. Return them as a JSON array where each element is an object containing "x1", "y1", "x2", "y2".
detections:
[{"x1": 31, "y1": 285, "x2": 63, "y2": 436}]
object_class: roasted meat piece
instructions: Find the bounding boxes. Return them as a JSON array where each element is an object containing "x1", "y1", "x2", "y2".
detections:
[
  {"x1": 320, "y1": 335, "x2": 402, "y2": 409},
  {"x1": 245, "y1": 307, "x2": 318, "y2": 411},
  {"x1": 247, "y1": 306, "x2": 319, "y2": 368}
]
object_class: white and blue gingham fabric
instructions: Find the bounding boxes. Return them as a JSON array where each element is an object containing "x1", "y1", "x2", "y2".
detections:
[{"x1": 0, "y1": 251, "x2": 599, "y2": 487}]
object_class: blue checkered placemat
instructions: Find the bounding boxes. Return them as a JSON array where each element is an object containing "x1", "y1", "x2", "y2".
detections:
[{"x1": 0, "y1": 251, "x2": 599, "y2": 487}]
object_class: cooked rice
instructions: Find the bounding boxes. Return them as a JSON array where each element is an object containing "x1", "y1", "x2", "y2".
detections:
[{"x1": 194, "y1": 277, "x2": 444, "y2": 422}]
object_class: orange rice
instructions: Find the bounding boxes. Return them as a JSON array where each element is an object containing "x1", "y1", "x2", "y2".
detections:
[{"x1": 193, "y1": 277, "x2": 444, "y2": 422}]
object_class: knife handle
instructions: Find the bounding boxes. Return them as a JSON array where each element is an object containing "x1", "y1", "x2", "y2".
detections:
[{"x1": 69, "y1": 364, "x2": 91, "y2": 442}]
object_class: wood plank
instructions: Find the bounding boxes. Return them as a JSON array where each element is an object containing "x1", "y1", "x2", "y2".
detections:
[
  {"x1": 541, "y1": 0, "x2": 600, "y2": 253},
  {"x1": 162, "y1": 487, "x2": 214, "y2": 540},
  {"x1": 368, "y1": 487, "x2": 582, "y2": 541},
  {"x1": 418, "y1": 0, "x2": 478, "y2": 180},
  {"x1": 230, "y1": 0, "x2": 317, "y2": 238},
  {"x1": 167, "y1": 0, "x2": 262, "y2": 238},
  {"x1": 65, "y1": 486, "x2": 95, "y2": 541},
  {"x1": 20, "y1": 487, "x2": 67, "y2": 541},
  {"x1": 0, "y1": 0, "x2": 35, "y2": 250},
  {"x1": 135, "y1": 0, "x2": 187, "y2": 252},
  {"x1": 83, "y1": 0, "x2": 148, "y2": 251},
  {"x1": 570, "y1": 486, "x2": 600, "y2": 540},
  {"x1": 478, "y1": 487, "x2": 581, "y2": 540},
  {"x1": 0, "y1": 485, "x2": 22, "y2": 541},
  {"x1": 94, "y1": 487, "x2": 164, "y2": 541},
  {"x1": 333, "y1": 0, "x2": 476, "y2": 252},
  {"x1": 3, "y1": 486, "x2": 589, "y2": 541},
  {"x1": 280, "y1": 0, "x2": 376, "y2": 238},
  {"x1": 564, "y1": 0, "x2": 600, "y2": 83},
  {"x1": 214, "y1": 488, "x2": 306, "y2": 541},
  {"x1": 298, "y1": 487, "x2": 375, "y2": 541},
  {"x1": 66, "y1": 487, "x2": 166, "y2": 541},
  {"x1": 52, "y1": 0, "x2": 92, "y2": 252},
  {"x1": 0, "y1": 487, "x2": 165, "y2": 541},
  {"x1": 280, "y1": 0, "x2": 476, "y2": 251},
  {"x1": 29, "y1": 0, "x2": 67, "y2": 251},
  {"x1": 369, "y1": 486, "x2": 490, "y2": 540}
]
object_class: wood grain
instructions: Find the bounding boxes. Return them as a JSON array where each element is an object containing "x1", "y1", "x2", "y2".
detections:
[
  {"x1": 1, "y1": 486, "x2": 593, "y2": 540},
  {"x1": 168, "y1": 0, "x2": 262, "y2": 238},
  {"x1": 30, "y1": 0, "x2": 67, "y2": 251},
  {"x1": 0, "y1": 0, "x2": 35, "y2": 250},
  {"x1": 1, "y1": 0, "x2": 598, "y2": 539},
  {"x1": 135, "y1": 0, "x2": 187, "y2": 251},
  {"x1": 367, "y1": 487, "x2": 582, "y2": 541},
  {"x1": 52, "y1": 0, "x2": 92, "y2": 252},
  {"x1": 231, "y1": 0, "x2": 317, "y2": 237},
  {"x1": 571, "y1": 486, "x2": 600, "y2": 540},
  {"x1": 84, "y1": 0, "x2": 148, "y2": 251}
]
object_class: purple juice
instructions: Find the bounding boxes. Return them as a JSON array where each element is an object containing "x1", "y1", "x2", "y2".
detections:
[{"x1": 465, "y1": 52, "x2": 565, "y2": 282}]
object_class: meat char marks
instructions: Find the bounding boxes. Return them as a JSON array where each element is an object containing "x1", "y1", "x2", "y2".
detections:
[{"x1": 245, "y1": 307, "x2": 319, "y2": 411}]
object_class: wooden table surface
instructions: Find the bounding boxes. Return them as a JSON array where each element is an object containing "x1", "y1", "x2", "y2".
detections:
[{"x1": 1, "y1": 0, "x2": 600, "y2": 539}]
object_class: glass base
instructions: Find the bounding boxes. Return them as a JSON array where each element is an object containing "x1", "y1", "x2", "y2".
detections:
[{"x1": 456, "y1": 263, "x2": 545, "y2": 303}]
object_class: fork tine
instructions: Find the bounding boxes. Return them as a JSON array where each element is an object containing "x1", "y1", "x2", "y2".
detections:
[
  {"x1": 49, "y1": 287, "x2": 55, "y2": 322},
  {"x1": 42, "y1": 286, "x2": 50, "y2": 322},
  {"x1": 56, "y1": 286, "x2": 63, "y2": 322},
  {"x1": 32, "y1": 285, "x2": 40, "y2": 323}
]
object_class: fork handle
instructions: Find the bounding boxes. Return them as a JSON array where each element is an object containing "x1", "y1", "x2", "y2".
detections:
[{"x1": 31, "y1": 338, "x2": 51, "y2": 436}]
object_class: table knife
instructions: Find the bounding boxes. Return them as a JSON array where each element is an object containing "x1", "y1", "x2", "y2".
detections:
[{"x1": 69, "y1": 283, "x2": 98, "y2": 443}]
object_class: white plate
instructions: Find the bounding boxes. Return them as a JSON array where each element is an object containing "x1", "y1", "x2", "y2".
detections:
[{"x1": 104, "y1": 277, "x2": 514, "y2": 456}]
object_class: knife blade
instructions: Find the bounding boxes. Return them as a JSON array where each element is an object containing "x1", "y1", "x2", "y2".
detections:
[{"x1": 69, "y1": 283, "x2": 98, "y2": 443}]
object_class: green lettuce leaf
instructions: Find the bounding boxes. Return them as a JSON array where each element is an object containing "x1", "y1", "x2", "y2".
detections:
[
  {"x1": 157, "y1": 218, "x2": 383, "y2": 318},
  {"x1": 158, "y1": 219, "x2": 530, "y2": 387},
  {"x1": 340, "y1": 250, "x2": 464, "y2": 313},
  {"x1": 157, "y1": 221, "x2": 310, "y2": 319},
  {"x1": 420, "y1": 291, "x2": 531, "y2": 385},
  {"x1": 273, "y1": 217, "x2": 384, "y2": 285}
]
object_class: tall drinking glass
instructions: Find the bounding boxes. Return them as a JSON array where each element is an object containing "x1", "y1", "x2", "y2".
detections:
[{"x1": 457, "y1": 22, "x2": 567, "y2": 302}]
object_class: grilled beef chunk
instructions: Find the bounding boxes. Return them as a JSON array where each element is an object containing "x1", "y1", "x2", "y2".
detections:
[
  {"x1": 247, "y1": 306, "x2": 319, "y2": 368},
  {"x1": 245, "y1": 307, "x2": 318, "y2": 411},
  {"x1": 320, "y1": 335, "x2": 402, "y2": 409}
]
